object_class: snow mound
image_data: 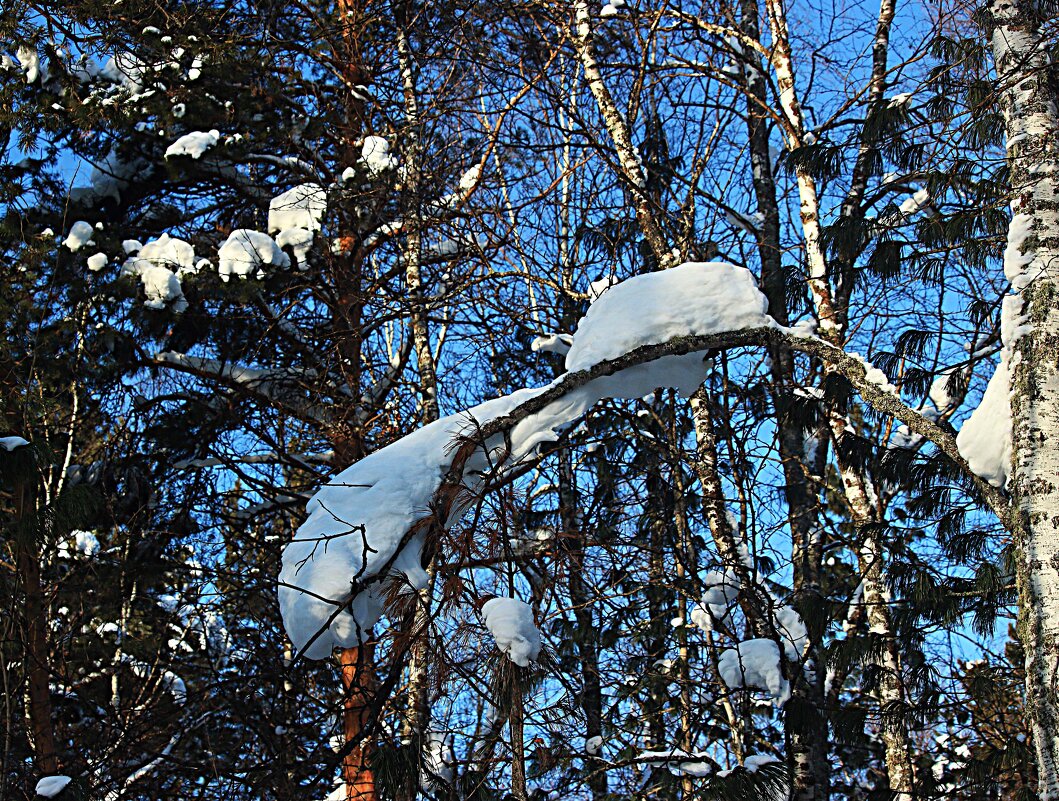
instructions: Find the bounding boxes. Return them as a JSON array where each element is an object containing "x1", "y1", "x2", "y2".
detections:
[
  {"x1": 481, "y1": 597, "x2": 542, "y2": 667},
  {"x1": 123, "y1": 233, "x2": 196, "y2": 275},
  {"x1": 120, "y1": 234, "x2": 195, "y2": 312},
  {"x1": 63, "y1": 221, "x2": 95, "y2": 252},
  {"x1": 35, "y1": 776, "x2": 72, "y2": 798},
  {"x1": 1, "y1": 436, "x2": 30, "y2": 451},
  {"x1": 957, "y1": 356, "x2": 1011, "y2": 488},
  {"x1": 165, "y1": 129, "x2": 220, "y2": 159},
  {"x1": 218, "y1": 229, "x2": 290, "y2": 282},
  {"x1": 718, "y1": 638, "x2": 789, "y2": 704},
  {"x1": 566, "y1": 261, "x2": 771, "y2": 386},
  {"x1": 140, "y1": 266, "x2": 188, "y2": 311},
  {"x1": 268, "y1": 184, "x2": 325, "y2": 267},
  {"x1": 269, "y1": 184, "x2": 326, "y2": 233},
  {"x1": 360, "y1": 136, "x2": 398, "y2": 176},
  {"x1": 531, "y1": 333, "x2": 573, "y2": 356}
]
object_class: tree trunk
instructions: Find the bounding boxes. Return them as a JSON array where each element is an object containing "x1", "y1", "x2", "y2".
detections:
[
  {"x1": 15, "y1": 478, "x2": 59, "y2": 775},
  {"x1": 394, "y1": 17, "x2": 441, "y2": 799},
  {"x1": 983, "y1": 1, "x2": 1059, "y2": 797},
  {"x1": 339, "y1": 643, "x2": 378, "y2": 801},
  {"x1": 830, "y1": 430, "x2": 915, "y2": 798}
]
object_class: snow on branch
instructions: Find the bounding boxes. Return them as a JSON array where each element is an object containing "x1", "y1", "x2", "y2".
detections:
[{"x1": 278, "y1": 262, "x2": 1010, "y2": 659}]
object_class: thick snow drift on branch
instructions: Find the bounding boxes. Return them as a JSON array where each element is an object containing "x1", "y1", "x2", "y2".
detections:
[
  {"x1": 957, "y1": 356, "x2": 1011, "y2": 488},
  {"x1": 268, "y1": 184, "x2": 326, "y2": 233},
  {"x1": 279, "y1": 261, "x2": 773, "y2": 657},
  {"x1": 718, "y1": 638, "x2": 789, "y2": 704},
  {"x1": 956, "y1": 212, "x2": 1032, "y2": 488},
  {"x1": 566, "y1": 261, "x2": 771, "y2": 386},
  {"x1": 164, "y1": 129, "x2": 220, "y2": 160},
  {"x1": 218, "y1": 229, "x2": 290, "y2": 281},
  {"x1": 268, "y1": 184, "x2": 324, "y2": 266},
  {"x1": 279, "y1": 386, "x2": 550, "y2": 657},
  {"x1": 63, "y1": 221, "x2": 95, "y2": 252},
  {"x1": 481, "y1": 597, "x2": 542, "y2": 667},
  {"x1": 35, "y1": 776, "x2": 72, "y2": 798}
]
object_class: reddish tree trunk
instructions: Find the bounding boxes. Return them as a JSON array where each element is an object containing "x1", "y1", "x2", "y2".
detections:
[{"x1": 339, "y1": 642, "x2": 377, "y2": 801}]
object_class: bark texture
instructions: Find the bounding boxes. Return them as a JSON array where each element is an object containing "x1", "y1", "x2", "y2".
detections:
[{"x1": 984, "y1": 1, "x2": 1059, "y2": 797}]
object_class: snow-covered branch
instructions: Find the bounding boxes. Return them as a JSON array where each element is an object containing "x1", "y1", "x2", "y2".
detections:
[{"x1": 279, "y1": 262, "x2": 1010, "y2": 658}]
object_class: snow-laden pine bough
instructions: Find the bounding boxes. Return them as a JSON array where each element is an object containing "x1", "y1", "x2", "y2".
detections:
[{"x1": 279, "y1": 261, "x2": 1010, "y2": 661}]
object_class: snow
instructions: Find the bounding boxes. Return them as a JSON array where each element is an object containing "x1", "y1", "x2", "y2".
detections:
[
  {"x1": 458, "y1": 164, "x2": 482, "y2": 193},
  {"x1": 745, "y1": 754, "x2": 780, "y2": 771},
  {"x1": 775, "y1": 605, "x2": 807, "y2": 659},
  {"x1": 120, "y1": 235, "x2": 195, "y2": 312},
  {"x1": 17, "y1": 45, "x2": 40, "y2": 83},
  {"x1": 85, "y1": 147, "x2": 144, "y2": 202},
  {"x1": 957, "y1": 354, "x2": 1011, "y2": 488},
  {"x1": 566, "y1": 261, "x2": 772, "y2": 381},
  {"x1": 585, "y1": 735, "x2": 603, "y2": 754},
  {"x1": 360, "y1": 136, "x2": 398, "y2": 176},
  {"x1": 718, "y1": 638, "x2": 789, "y2": 704},
  {"x1": 72, "y1": 530, "x2": 101, "y2": 557},
  {"x1": 140, "y1": 266, "x2": 188, "y2": 312},
  {"x1": 640, "y1": 748, "x2": 717, "y2": 776},
  {"x1": 218, "y1": 229, "x2": 290, "y2": 282},
  {"x1": 930, "y1": 370, "x2": 956, "y2": 411},
  {"x1": 957, "y1": 212, "x2": 1034, "y2": 487},
  {"x1": 100, "y1": 53, "x2": 146, "y2": 91},
  {"x1": 122, "y1": 234, "x2": 196, "y2": 276},
  {"x1": 531, "y1": 333, "x2": 573, "y2": 356},
  {"x1": 276, "y1": 227, "x2": 314, "y2": 267},
  {"x1": 165, "y1": 129, "x2": 220, "y2": 160},
  {"x1": 690, "y1": 570, "x2": 740, "y2": 630},
  {"x1": 279, "y1": 386, "x2": 551, "y2": 657},
  {"x1": 899, "y1": 188, "x2": 931, "y2": 216},
  {"x1": 86, "y1": 253, "x2": 108, "y2": 272},
  {"x1": 481, "y1": 597, "x2": 542, "y2": 667},
  {"x1": 35, "y1": 776, "x2": 71, "y2": 797},
  {"x1": 848, "y1": 352, "x2": 897, "y2": 394},
  {"x1": 63, "y1": 221, "x2": 95, "y2": 252},
  {"x1": 601, "y1": 3, "x2": 619, "y2": 17},
  {"x1": 588, "y1": 275, "x2": 619, "y2": 300},
  {"x1": 1004, "y1": 213, "x2": 1035, "y2": 288},
  {"x1": 421, "y1": 726, "x2": 455, "y2": 788},
  {"x1": 268, "y1": 184, "x2": 324, "y2": 266},
  {"x1": 1, "y1": 436, "x2": 30, "y2": 451},
  {"x1": 279, "y1": 262, "x2": 775, "y2": 657},
  {"x1": 268, "y1": 184, "x2": 326, "y2": 233}
]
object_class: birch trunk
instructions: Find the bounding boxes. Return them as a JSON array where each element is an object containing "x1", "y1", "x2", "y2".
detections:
[
  {"x1": 571, "y1": 1, "x2": 678, "y2": 270},
  {"x1": 396, "y1": 13, "x2": 441, "y2": 797},
  {"x1": 983, "y1": 1, "x2": 1059, "y2": 797},
  {"x1": 831, "y1": 430, "x2": 915, "y2": 798},
  {"x1": 739, "y1": 2, "x2": 834, "y2": 795},
  {"x1": 762, "y1": 0, "x2": 840, "y2": 340}
]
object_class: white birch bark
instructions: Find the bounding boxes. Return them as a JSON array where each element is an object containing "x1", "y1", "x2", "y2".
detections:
[
  {"x1": 983, "y1": 1, "x2": 1059, "y2": 797},
  {"x1": 396, "y1": 19, "x2": 441, "y2": 796},
  {"x1": 762, "y1": 0, "x2": 840, "y2": 340},
  {"x1": 571, "y1": 1, "x2": 678, "y2": 270}
]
